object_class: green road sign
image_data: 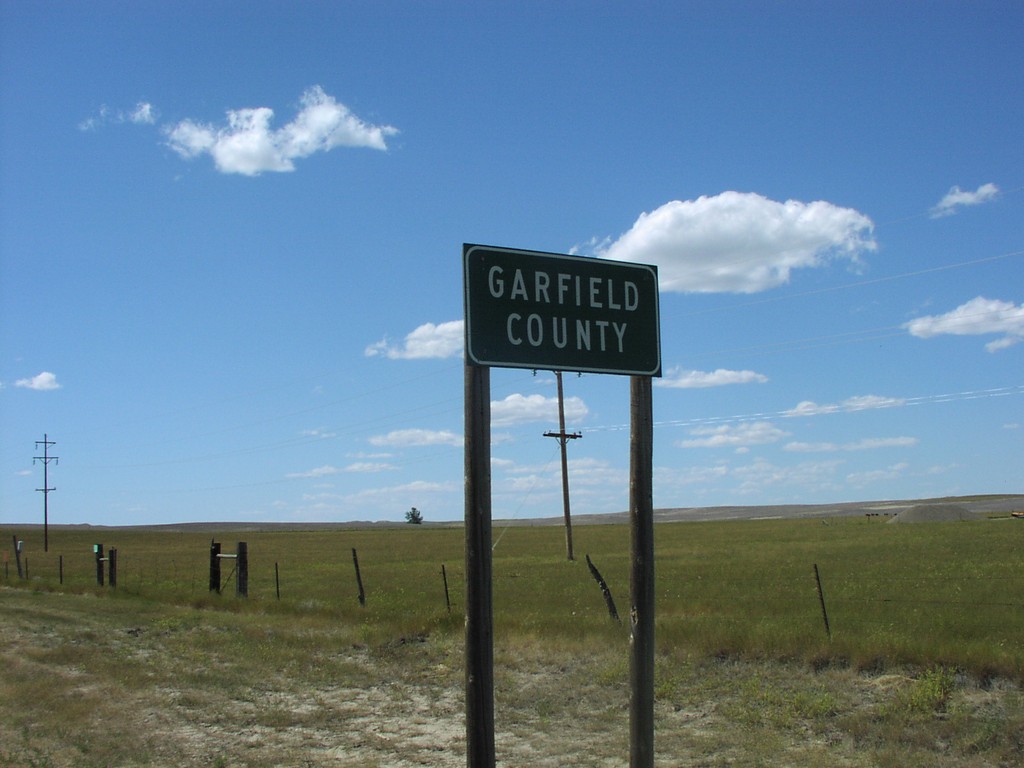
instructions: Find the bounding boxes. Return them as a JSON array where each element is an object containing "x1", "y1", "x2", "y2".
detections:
[{"x1": 463, "y1": 244, "x2": 661, "y2": 376}]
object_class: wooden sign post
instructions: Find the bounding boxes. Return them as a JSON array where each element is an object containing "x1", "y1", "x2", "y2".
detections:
[
  {"x1": 463, "y1": 244, "x2": 661, "y2": 768},
  {"x1": 464, "y1": 363, "x2": 495, "y2": 766},
  {"x1": 629, "y1": 375, "x2": 655, "y2": 767}
]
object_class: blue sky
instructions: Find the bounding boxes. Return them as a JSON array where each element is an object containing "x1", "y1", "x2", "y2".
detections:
[{"x1": 1, "y1": 2, "x2": 1021, "y2": 526}]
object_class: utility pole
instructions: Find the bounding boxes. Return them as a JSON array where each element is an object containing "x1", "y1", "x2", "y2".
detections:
[
  {"x1": 544, "y1": 371, "x2": 581, "y2": 561},
  {"x1": 34, "y1": 434, "x2": 58, "y2": 552}
]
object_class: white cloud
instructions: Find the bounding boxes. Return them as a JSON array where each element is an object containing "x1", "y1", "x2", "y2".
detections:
[
  {"x1": 129, "y1": 102, "x2": 156, "y2": 124},
  {"x1": 365, "y1": 320, "x2": 463, "y2": 359},
  {"x1": 292, "y1": 479, "x2": 458, "y2": 521},
  {"x1": 732, "y1": 457, "x2": 844, "y2": 495},
  {"x1": 285, "y1": 461, "x2": 395, "y2": 478},
  {"x1": 369, "y1": 428, "x2": 462, "y2": 448},
  {"x1": 846, "y1": 462, "x2": 910, "y2": 487},
  {"x1": 905, "y1": 296, "x2": 1024, "y2": 351},
  {"x1": 569, "y1": 235, "x2": 612, "y2": 256},
  {"x1": 785, "y1": 394, "x2": 905, "y2": 417},
  {"x1": 79, "y1": 101, "x2": 156, "y2": 130},
  {"x1": 495, "y1": 456, "x2": 625, "y2": 500},
  {"x1": 564, "y1": 456, "x2": 624, "y2": 486},
  {"x1": 285, "y1": 462, "x2": 397, "y2": 479},
  {"x1": 786, "y1": 401, "x2": 840, "y2": 417},
  {"x1": 845, "y1": 395, "x2": 907, "y2": 411},
  {"x1": 14, "y1": 371, "x2": 61, "y2": 391},
  {"x1": 596, "y1": 191, "x2": 875, "y2": 294},
  {"x1": 678, "y1": 421, "x2": 788, "y2": 449},
  {"x1": 654, "y1": 463, "x2": 730, "y2": 490},
  {"x1": 785, "y1": 436, "x2": 918, "y2": 453},
  {"x1": 490, "y1": 393, "x2": 588, "y2": 427},
  {"x1": 164, "y1": 86, "x2": 397, "y2": 176},
  {"x1": 342, "y1": 480, "x2": 457, "y2": 505},
  {"x1": 656, "y1": 367, "x2": 768, "y2": 389},
  {"x1": 344, "y1": 462, "x2": 396, "y2": 473},
  {"x1": 165, "y1": 119, "x2": 216, "y2": 156},
  {"x1": 287, "y1": 464, "x2": 343, "y2": 479},
  {"x1": 929, "y1": 183, "x2": 999, "y2": 218},
  {"x1": 78, "y1": 106, "x2": 109, "y2": 131}
]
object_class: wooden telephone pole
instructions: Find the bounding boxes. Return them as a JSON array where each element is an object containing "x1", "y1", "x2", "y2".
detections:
[
  {"x1": 543, "y1": 371, "x2": 581, "y2": 561},
  {"x1": 34, "y1": 434, "x2": 58, "y2": 552}
]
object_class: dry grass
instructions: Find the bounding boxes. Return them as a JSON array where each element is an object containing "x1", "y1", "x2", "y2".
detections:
[
  {"x1": 2, "y1": 586, "x2": 1023, "y2": 767},
  {"x1": 3, "y1": 516, "x2": 1024, "y2": 765}
]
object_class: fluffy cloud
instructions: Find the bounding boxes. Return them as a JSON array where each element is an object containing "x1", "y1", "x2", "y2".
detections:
[
  {"x1": 343, "y1": 462, "x2": 396, "y2": 473},
  {"x1": 295, "y1": 480, "x2": 457, "y2": 521},
  {"x1": 678, "y1": 421, "x2": 788, "y2": 449},
  {"x1": 365, "y1": 320, "x2": 463, "y2": 359},
  {"x1": 905, "y1": 296, "x2": 1024, "y2": 351},
  {"x1": 489, "y1": 393, "x2": 588, "y2": 427},
  {"x1": 79, "y1": 101, "x2": 156, "y2": 130},
  {"x1": 929, "y1": 183, "x2": 999, "y2": 218},
  {"x1": 14, "y1": 371, "x2": 61, "y2": 391},
  {"x1": 785, "y1": 436, "x2": 918, "y2": 453},
  {"x1": 732, "y1": 457, "x2": 844, "y2": 495},
  {"x1": 129, "y1": 102, "x2": 156, "y2": 125},
  {"x1": 496, "y1": 457, "x2": 625, "y2": 499},
  {"x1": 656, "y1": 367, "x2": 768, "y2": 389},
  {"x1": 343, "y1": 480, "x2": 457, "y2": 504},
  {"x1": 165, "y1": 86, "x2": 397, "y2": 175},
  {"x1": 785, "y1": 394, "x2": 905, "y2": 417},
  {"x1": 597, "y1": 191, "x2": 875, "y2": 294},
  {"x1": 654, "y1": 463, "x2": 730, "y2": 490},
  {"x1": 846, "y1": 462, "x2": 909, "y2": 487},
  {"x1": 287, "y1": 465, "x2": 342, "y2": 479},
  {"x1": 286, "y1": 463, "x2": 396, "y2": 479},
  {"x1": 369, "y1": 429, "x2": 463, "y2": 448}
]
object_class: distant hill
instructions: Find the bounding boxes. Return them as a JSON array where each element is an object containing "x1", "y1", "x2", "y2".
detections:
[
  {"x1": 13, "y1": 494, "x2": 1021, "y2": 533},
  {"x1": 506, "y1": 494, "x2": 1024, "y2": 527}
]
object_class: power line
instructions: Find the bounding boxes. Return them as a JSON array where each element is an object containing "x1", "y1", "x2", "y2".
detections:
[
  {"x1": 55, "y1": 246, "x2": 1021, "y2": 472},
  {"x1": 585, "y1": 384, "x2": 1024, "y2": 434},
  {"x1": 662, "y1": 248, "x2": 1024, "y2": 323},
  {"x1": 34, "y1": 433, "x2": 58, "y2": 552},
  {"x1": 543, "y1": 371, "x2": 583, "y2": 561}
]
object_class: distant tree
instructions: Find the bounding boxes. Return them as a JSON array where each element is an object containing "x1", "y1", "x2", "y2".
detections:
[{"x1": 405, "y1": 506, "x2": 423, "y2": 525}]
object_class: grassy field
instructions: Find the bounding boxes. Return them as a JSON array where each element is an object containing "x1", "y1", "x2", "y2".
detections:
[{"x1": 3, "y1": 515, "x2": 1023, "y2": 766}]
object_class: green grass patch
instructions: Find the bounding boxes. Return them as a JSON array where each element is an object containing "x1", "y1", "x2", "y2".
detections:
[{"x1": 4, "y1": 515, "x2": 1024, "y2": 678}]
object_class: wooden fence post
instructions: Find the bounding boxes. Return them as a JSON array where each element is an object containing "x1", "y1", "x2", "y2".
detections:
[
  {"x1": 586, "y1": 554, "x2": 621, "y2": 623},
  {"x1": 275, "y1": 562, "x2": 281, "y2": 599},
  {"x1": 442, "y1": 563, "x2": 451, "y2": 614},
  {"x1": 209, "y1": 540, "x2": 221, "y2": 593},
  {"x1": 352, "y1": 548, "x2": 365, "y2": 607},
  {"x1": 95, "y1": 544, "x2": 104, "y2": 587},
  {"x1": 236, "y1": 542, "x2": 248, "y2": 598},
  {"x1": 12, "y1": 536, "x2": 23, "y2": 580},
  {"x1": 108, "y1": 548, "x2": 118, "y2": 589},
  {"x1": 59, "y1": 554, "x2": 64, "y2": 585},
  {"x1": 814, "y1": 563, "x2": 831, "y2": 640}
]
